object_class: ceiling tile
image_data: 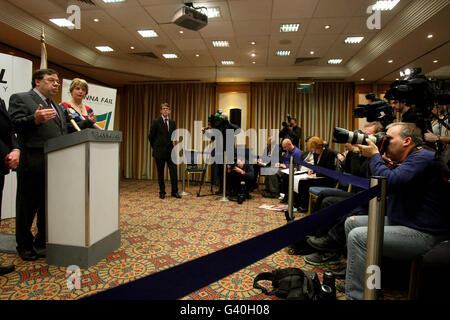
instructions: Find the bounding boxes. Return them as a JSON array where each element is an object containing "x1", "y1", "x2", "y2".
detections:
[
  {"x1": 272, "y1": 0, "x2": 320, "y2": 19},
  {"x1": 228, "y1": 0, "x2": 272, "y2": 21}
]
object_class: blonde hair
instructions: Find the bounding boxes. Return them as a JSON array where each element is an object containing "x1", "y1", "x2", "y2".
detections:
[
  {"x1": 69, "y1": 78, "x2": 89, "y2": 95},
  {"x1": 308, "y1": 136, "x2": 324, "y2": 150}
]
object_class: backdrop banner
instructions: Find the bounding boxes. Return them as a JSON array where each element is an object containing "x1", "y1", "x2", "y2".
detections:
[{"x1": 0, "y1": 53, "x2": 32, "y2": 220}]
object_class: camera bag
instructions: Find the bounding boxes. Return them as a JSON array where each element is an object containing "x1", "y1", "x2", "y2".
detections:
[{"x1": 253, "y1": 267, "x2": 320, "y2": 300}]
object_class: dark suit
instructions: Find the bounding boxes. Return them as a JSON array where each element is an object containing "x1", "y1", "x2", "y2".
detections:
[
  {"x1": 148, "y1": 116, "x2": 178, "y2": 195},
  {"x1": 0, "y1": 97, "x2": 19, "y2": 217},
  {"x1": 8, "y1": 89, "x2": 90, "y2": 253}
]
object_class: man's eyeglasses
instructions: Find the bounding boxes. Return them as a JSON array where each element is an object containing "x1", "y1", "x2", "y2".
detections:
[{"x1": 43, "y1": 78, "x2": 61, "y2": 85}]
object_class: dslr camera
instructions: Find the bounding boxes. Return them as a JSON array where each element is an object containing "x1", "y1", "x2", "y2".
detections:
[
  {"x1": 333, "y1": 127, "x2": 390, "y2": 155},
  {"x1": 282, "y1": 114, "x2": 292, "y2": 128}
]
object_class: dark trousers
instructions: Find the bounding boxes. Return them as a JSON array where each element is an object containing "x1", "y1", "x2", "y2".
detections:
[
  {"x1": 227, "y1": 171, "x2": 251, "y2": 196},
  {"x1": 0, "y1": 174, "x2": 4, "y2": 217},
  {"x1": 155, "y1": 157, "x2": 178, "y2": 195},
  {"x1": 295, "y1": 178, "x2": 335, "y2": 208},
  {"x1": 15, "y1": 171, "x2": 46, "y2": 252}
]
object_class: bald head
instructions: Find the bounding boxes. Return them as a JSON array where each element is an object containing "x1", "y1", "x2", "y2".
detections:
[{"x1": 282, "y1": 138, "x2": 294, "y2": 151}]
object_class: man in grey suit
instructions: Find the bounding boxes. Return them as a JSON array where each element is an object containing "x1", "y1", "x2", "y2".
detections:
[
  {"x1": 9, "y1": 69, "x2": 92, "y2": 261},
  {"x1": 0, "y1": 96, "x2": 19, "y2": 274}
]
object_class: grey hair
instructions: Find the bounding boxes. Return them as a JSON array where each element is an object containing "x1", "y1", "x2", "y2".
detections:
[{"x1": 386, "y1": 122, "x2": 423, "y2": 145}]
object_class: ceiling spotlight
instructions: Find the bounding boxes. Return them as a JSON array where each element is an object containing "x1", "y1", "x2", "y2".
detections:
[
  {"x1": 433, "y1": 60, "x2": 438, "y2": 63},
  {"x1": 195, "y1": 54, "x2": 200, "y2": 57},
  {"x1": 427, "y1": 34, "x2": 433, "y2": 39},
  {"x1": 361, "y1": 78, "x2": 365, "y2": 81},
  {"x1": 93, "y1": 18, "x2": 99, "y2": 22},
  {"x1": 388, "y1": 60, "x2": 393, "y2": 63},
  {"x1": 310, "y1": 51, "x2": 315, "y2": 55},
  {"x1": 324, "y1": 25, "x2": 331, "y2": 29},
  {"x1": 130, "y1": 46, "x2": 135, "y2": 50},
  {"x1": 251, "y1": 52, "x2": 256, "y2": 57},
  {"x1": 179, "y1": 30, "x2": 184, "y2": 34},
  {"x1": 252, "y1": 61, "x2": 256, "y2": 64},
  {"x1": 251, "y1": 41, "x2": 256, "y2": 45}
]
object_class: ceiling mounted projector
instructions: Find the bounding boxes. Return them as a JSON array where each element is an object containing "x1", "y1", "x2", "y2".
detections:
[{"x1": 172, "y1": 6, "x2": 208, "y2": 31}]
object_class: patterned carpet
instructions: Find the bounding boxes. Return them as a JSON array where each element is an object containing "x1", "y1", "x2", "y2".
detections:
[{"x1": 0, "y1": 179, "x2": 407, "y2": 300}]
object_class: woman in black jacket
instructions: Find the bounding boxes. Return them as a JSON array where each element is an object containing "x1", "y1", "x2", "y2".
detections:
[{"x1": 294, "y1": 136, "x2": 337, "y2": 212}]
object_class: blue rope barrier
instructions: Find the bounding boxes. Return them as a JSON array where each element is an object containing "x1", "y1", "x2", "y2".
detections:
[{"x1": 85, "y1": 185, "x2": 380, "y2": 300}]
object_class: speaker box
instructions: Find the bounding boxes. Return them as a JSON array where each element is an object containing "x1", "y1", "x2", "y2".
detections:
[{"x1": 229, "y1": 108, "x2": 241, "y2": 127}]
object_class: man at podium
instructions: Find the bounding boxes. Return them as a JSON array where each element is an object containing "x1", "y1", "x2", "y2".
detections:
[{"x1": 8, "y1": 69, "x2": 92, "y2": 261}]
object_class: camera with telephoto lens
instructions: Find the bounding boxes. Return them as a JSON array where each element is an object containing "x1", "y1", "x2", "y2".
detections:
[
  {"x1": 282, "y1": 114, "x2": 292, "y2": 128},
  {"x1": 333, "y1": 127, "x2": 390, "y2": 155}
]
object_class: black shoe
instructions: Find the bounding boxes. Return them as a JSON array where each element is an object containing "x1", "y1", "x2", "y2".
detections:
[
  {"x1": 159, "y1": 193, "x2": 165, "y2": 199},
  {"x1": 304, "y1": 251, "x2": 342, "y2": 266},
  {"x1": 18, "y1": 249, "x2": 39, "y2": 261},
  {"x1": 0, "y1": 265, "x2": 15, "y2": 276},
  {"x1": 171, "y1": 192, "x2": 181, "y2": 198},
  {"x1": 307, "y1": 235, "x2": 342, "y2": 252},
  {"x1": 297, "y1": 206, "x2": 308, "y2": 213}
]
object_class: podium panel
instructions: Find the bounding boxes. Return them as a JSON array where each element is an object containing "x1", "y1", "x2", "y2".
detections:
[{"x1": 45, "y1": 129, "x2": 122, "y2": 268}]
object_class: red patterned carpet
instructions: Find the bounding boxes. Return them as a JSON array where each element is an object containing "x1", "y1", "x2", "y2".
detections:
[{"x1": 0, "y1": 179, "x2": 406, "y2": 300}]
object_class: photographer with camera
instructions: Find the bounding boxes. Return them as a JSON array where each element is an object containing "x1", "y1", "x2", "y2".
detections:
[
  {"x1": 343, "y1": 122, "x2": 449, "y2": 300},
  {"x1": 227, "y1": 156, "x2": 255, "y2": 203},
  {"x1": 202, "y1": 111, "x2": 241, "y2": 194},
  {"x1": 280, "y1": 115, "x2": 301, "y2": 148}
]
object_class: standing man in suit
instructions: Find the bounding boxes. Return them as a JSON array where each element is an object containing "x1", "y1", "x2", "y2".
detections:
[
  {"x1": 9, "y1": 69, "x2": 92, "y2": 261},
  {"x1": 0, "y1": 96, "x2": 18, "y2": 274},
  {"x1": 149, "y1": 103, "x2": 181, "y2": 199}
]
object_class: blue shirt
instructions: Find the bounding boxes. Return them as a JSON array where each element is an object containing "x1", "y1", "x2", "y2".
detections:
[
  {"x1": 282, "y1": 147, "x2": 302, "y2": 168},
  {"x1": 369, "y1": 149, "x2": 449, "y2": 234}
]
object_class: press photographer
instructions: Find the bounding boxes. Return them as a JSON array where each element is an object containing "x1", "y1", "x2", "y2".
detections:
[
  {"x1": 280, "y1": 114, "x2": 301, "y2": 148},
  {"x1": 226, "y1": 156, "x2": 254, "y2": 204}
]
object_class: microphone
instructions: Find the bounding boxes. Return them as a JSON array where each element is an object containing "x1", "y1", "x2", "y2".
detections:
[{"x1": 66, "y1": 108, "x2": 81, "y2": 132}]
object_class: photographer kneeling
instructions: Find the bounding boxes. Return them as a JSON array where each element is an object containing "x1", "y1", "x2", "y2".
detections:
[
  {"x1": 344, "y1": 122, "x2": 449, "y2": 300},
  {"x1": 227, "y1": 156, "x2": 255, "y2": 203}
]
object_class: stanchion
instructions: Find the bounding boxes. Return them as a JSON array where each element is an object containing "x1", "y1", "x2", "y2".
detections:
[
  {"x1": 364, "y1": 176, "x2": 387, "y2": 300},
  {"x1": 217, "y1": 152, "x2": 229, "y2": 202},
  {"x1": 180, "y1": 158, "x2": 190, "y2": 196},
  {"x1": 287, "y1": 155, "x2": 294, "y2": 221}
]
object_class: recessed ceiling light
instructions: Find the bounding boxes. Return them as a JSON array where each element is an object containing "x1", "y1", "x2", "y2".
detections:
[
  {"x1": 96, "y1": 46, "x2": 114, "y2": 52},
  {"x1": 395, "y1": 78, "x2": 399, "y2": 80},
  {"x1": 138, "y1": 30, "x2": 158, "y2": 38},
  {"x1": 162, "y1": 53, "x2": 178, "y2": 59},
  {"x1": 310, "y1": 51, "x2": 315, "y2": 55},
  {"x1": 324, "y1": 25, "x2": 331, "y2": 29},
  {"x1": 195, "y1": 54, "x2": 200, "y2": 57},
  {"x1": 252, "y1": 61, "x2": 256, "y2": 64},
  {"x1": 199, "y1": 7, "x2": 221, "y2": 18},
  {"x1": 433, "y1": 60, "x2": 438, "y2": 63},
  {"x1": 102, "y1": 0, "x2": 126, "y2": 3},
  {"x1": 388, "y1": 60, "x2": 393, "y2": 63},
  {"x1": 344, "y1": 36, "x2": 364, "y2": 44},
  {"x1": 251, "y1": 53, "x2": 256, "y2": 57},
  {"x1": 221, "y1": 61, "x2": 234, "y2": 65},
  {"x1": 372, "y1": 0, "x2": 400, "y2": 11},
  {"x1": 49, "y1": 18, "x2": 75, "y2": 28},
  {"x1": 361, "y1": 78, "x2": 365, "y2": 81},
  {"x1": 275, "y1": 50, "x2": 291, "y2": 56},
  {"x1": 328, "y1": 59, "x2": 342, "y2": 64},
  {"x1": 212, "y1": 40, "x2": 229, "y2": 47},
  {"x1": 179, "y1": 30, "x2": 184, "y2": 34},
  {"x1": 280, "y1": 24, "x2": 299, "y2": 32},
  {"x1": 427, "y1": 34, "x2": 433, "y2": 39},
  {"x1": 251, "y1": 41, "x2": 256, "y2": 45},
  {"x1": 130, "y1": 46, "x2": 135, "y2": 50},
  {"x1": 93, "y1": 18, "x2": 99, "y2": 22}
]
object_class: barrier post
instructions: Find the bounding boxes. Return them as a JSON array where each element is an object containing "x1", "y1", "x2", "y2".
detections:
[
  {"x1": 218, "y1": 152, "x2": 229, "y2": 202},
  {"x1": 180, "y1": 150, "x2": 190, "y2": 196},
  {"x1": 364, "y1": 176, "x2": 387, "y2": 300},
  {"x1": 287, "y1": 155, "x2": 294, "y2": 221}
]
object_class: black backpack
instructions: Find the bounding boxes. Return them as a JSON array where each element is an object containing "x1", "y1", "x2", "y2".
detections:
[{"x1": 253, "y1": 267, "x2": 323, "y2": 300}]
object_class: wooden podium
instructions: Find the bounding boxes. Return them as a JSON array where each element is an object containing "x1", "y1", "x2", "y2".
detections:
[{"x1": 44, "y1": 129, "x2": 122, "y2": 268}]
